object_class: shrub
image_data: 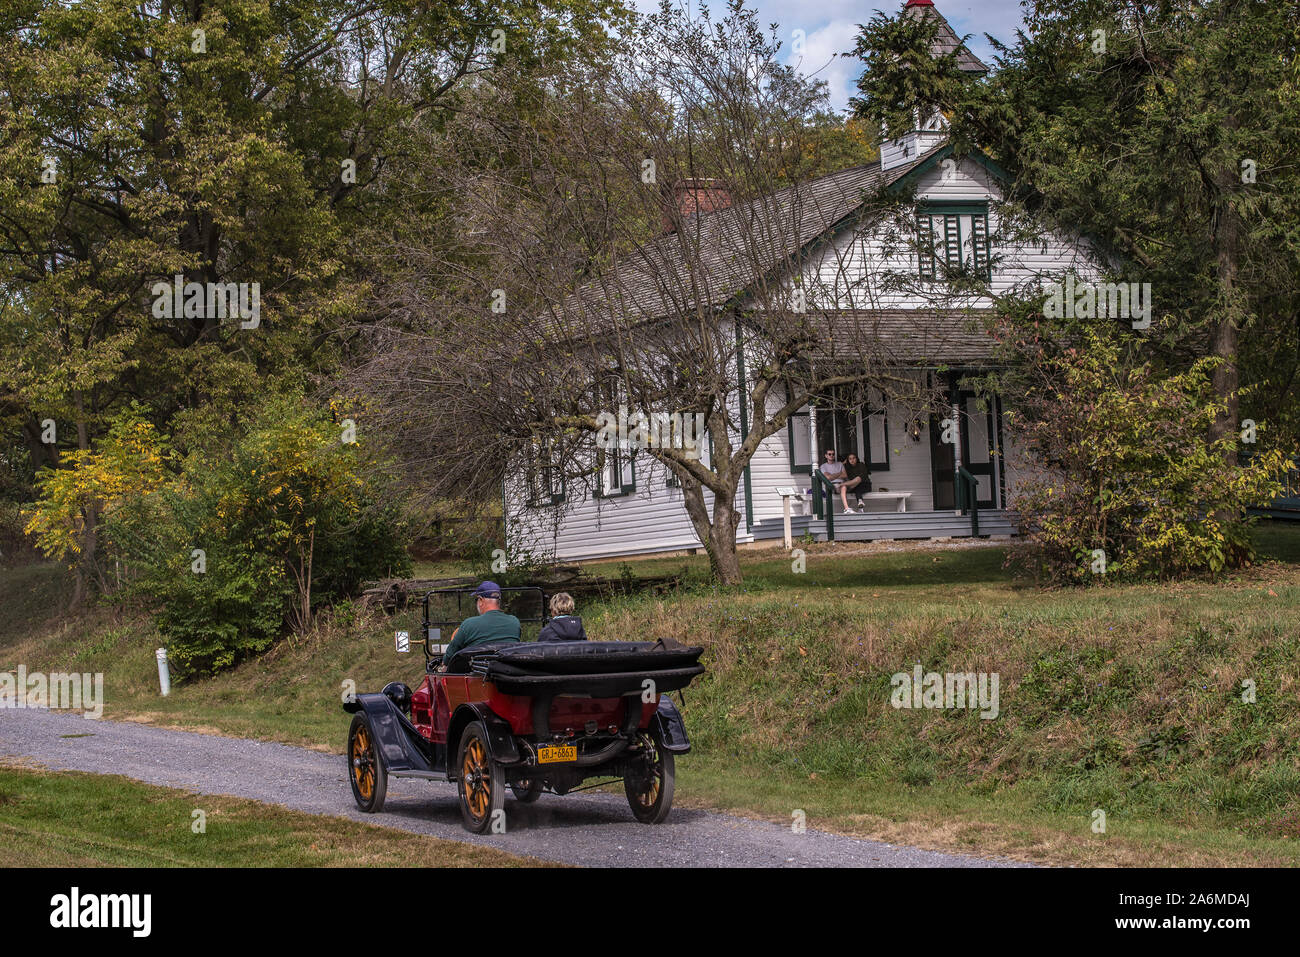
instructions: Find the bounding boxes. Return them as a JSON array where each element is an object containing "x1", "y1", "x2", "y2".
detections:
[
  {"x1": 139, "y1": 400, "x2": 410, "y2": 675},
  {"x1": 1003, "y1": 329, "x2": 1289, "y2": 582},
  {"x1": 27, "y1": 400, "x2": 410, "y2": 677}
]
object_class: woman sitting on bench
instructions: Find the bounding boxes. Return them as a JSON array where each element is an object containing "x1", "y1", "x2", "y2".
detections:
[{"x1": 843, "y1": 453, "x2": 871, "y2": 509}]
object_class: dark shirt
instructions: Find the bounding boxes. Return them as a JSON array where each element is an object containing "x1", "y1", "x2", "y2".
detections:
[
  {"x1": 444, "y1": 609, "x2": 521, "y2": 660},
  {"x1": 844, "y1": 461, "x2": 871, "y2": 488},
  {"x1": 539, "y1": 615, "x2": 587, "y2": 642}
]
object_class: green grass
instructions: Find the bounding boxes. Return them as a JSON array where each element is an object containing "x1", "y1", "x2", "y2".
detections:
[
  {"x1": 0, "y1": 765, "x2": 545, "y2": 867},
  {"x1": 6, "y1": 521, "x2": 1300, "y2": 866}
]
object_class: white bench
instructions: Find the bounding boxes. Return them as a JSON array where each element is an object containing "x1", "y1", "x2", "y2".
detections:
[{"x1": 852, "y1": 491, "x2": 912, "y2": 512}]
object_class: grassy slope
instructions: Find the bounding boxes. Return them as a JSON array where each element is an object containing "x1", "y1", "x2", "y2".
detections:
[
  {"x1": 589, "y1": 530, "x2": 1300, "y2": 865},
  {"x1": 0, "y1": 764, "x2": 545, "y2": 867},
  {"x1": 4, "y1": 524, "x2": 1300, "y2": 866}
]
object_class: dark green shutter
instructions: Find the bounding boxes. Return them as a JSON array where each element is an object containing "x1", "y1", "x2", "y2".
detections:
[
  {"x1": 943, "y1": 215, "x2": 962, "y2": 270},
  {"x1": 917, "y1": 213, "x2": 936, "y2": 279},
  {"x1": 971, "y1": 214, "x2": 991, "y2": 280}
]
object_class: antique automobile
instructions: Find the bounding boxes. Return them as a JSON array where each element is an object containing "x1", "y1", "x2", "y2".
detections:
[{"x1": 343, "y1": 586, "x2": 706, "y2": 832}]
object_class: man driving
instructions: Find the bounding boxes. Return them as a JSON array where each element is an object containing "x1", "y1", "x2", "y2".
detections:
[{"x1": 440, "y1": 581, "x2": 521, "y2": 668}]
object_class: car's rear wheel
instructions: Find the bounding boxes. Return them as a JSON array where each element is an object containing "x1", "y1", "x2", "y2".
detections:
[
  {"x1": 457, "y1": 721, "x2": 505, "y2": 833},
  {"x1": 511, "y1": 778, "x2": 543, "y2": 803},
  {"x1": 348, "y1": 713, "x2": 387, "y2": 813},
  {"x1": 624, "y1": 731, "x2": 674, "y2": 824}
]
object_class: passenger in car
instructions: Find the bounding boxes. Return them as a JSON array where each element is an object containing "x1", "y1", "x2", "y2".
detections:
[{"x1": 539, "y1": 592, "x2": 588, "y2": 642}]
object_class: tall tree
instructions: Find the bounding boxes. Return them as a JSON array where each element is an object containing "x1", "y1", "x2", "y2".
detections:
[
  {"x1": 852, "y1": 0, "x2": 1300, "y2": 452},
  {"x1": 0, "y1": 0, "x2": 625, "y2": 599}
]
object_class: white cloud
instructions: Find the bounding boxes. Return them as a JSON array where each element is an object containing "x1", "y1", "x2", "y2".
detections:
[{"x1": 785, "y1": 19, "x2": 861, "y2": 113}]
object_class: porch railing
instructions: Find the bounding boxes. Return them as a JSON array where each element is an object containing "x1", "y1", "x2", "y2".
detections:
[
  {"x1": 956, "y1": 467, "x2": 980, "y2": 536},
  {"x1": 812, "y1": 470, "x2": 836, "y2": 541}
]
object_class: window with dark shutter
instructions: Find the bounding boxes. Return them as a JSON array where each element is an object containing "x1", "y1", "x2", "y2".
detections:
[
  {"x1": 970, "y1": 213, "x2": 991, "y2": 281},
  {"x1": 942, "y1": 214, "x2": 962, "y2": 269},
  {"x1": 596, "y1": 446, "x2": 635, "y2": 497},
  {"x1": 917, "y1": 202, "x2": 993, "y2": 282}
]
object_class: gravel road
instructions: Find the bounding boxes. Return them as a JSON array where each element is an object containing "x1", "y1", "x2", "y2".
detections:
[{"x1": 0, "y1": 708, "x2": 1028, "y2": 868}]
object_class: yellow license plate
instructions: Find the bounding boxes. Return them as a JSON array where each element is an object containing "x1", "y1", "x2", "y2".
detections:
[{"x1": 537, "y1": 745, "x2": 577, "y2": 764}]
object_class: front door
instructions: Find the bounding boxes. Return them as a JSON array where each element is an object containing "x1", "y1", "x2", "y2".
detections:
[
  {"x1": 957, "y1": 391, "x2": 1003, "y2": 509},
  {"x1": 929, "y1": 411, "x2": 957, "y2": 510}
]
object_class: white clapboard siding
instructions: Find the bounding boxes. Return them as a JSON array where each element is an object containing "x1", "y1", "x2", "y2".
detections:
[
  {"x1": 800, "y1": 157, "x2": 1103, "y2": 311},
  {"x1": 507, "y1": 453, "x2": 720, "y2": 562},
  {"x1": 507, "y1": 324, "x2": 755, "y2": 562}
]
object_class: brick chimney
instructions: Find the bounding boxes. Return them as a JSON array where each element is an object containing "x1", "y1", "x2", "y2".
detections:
[{"x1": 663, "y1": 178, "x2": 732, "y2": 233}]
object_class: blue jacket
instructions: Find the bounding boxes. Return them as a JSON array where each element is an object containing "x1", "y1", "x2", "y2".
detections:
[{"x1": 538, "y1": 615, "x2": 587, "y2": 642}]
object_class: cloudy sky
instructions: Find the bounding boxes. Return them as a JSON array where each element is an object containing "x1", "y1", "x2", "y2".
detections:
[{"x1": 630, "y1": 0, "x2": 1029, "y2": 112}]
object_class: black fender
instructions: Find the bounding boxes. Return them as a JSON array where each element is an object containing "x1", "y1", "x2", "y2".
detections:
[
  {"x1": 344, "y1": 692, "x2": 436, "y2": 774},
  {"x1": 652, "y1": 696, "x2": 691, "y2": 753},
  {"x1": 446, "y1": 703, "x2": 522, "y2": 779}
]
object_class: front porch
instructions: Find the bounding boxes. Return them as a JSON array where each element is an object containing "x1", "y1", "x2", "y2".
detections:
[{"x1": 754, "y1": 506, "x2": 1017, "y2": 544}]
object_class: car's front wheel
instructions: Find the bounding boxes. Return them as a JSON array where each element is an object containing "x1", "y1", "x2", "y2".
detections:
[
  {"x1": 347, "y1": 713, "x2": 387, "y2": 813},
  {"x1": 457, "y1": 721, "x2": 505, "y2": 833},
  {"x1": 624, "y1": 731, "x2": 675, "y2": 824}
]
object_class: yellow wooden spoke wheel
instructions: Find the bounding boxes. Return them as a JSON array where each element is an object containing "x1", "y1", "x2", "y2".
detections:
[
  {"x1": 347, "y1": 713, "x2": 388, "y2": 813},
  {"x1": 456, "y1": 721, "x2": 505, "y2": 833},
  {"x1": 624, "y1": 730, "x2": 675, "y2": 824}
]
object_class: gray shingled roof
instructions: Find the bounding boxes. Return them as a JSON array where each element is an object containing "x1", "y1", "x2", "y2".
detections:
[
  {"x1": 808, "y1": 308, "x2": 1000, "y2": 365},
  {"x1": 553, "y1": 144, "x2": 946, "y2": 334},
  {"x1": 905, "y1": 1, "x2": 989, "y2": 73}
]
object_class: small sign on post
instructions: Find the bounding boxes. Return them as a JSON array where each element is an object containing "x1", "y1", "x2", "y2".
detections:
[
  {"x1": 395, "y1": 631, "x2": 410, "y2": 653},
  {"x1": 775, "y1": 487, "x2": 801, "y2": 549}
]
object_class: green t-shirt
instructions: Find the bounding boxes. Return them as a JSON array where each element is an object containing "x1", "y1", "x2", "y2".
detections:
[{"x1": 444, "y1": 609, "x2": 521, "y2": 661}]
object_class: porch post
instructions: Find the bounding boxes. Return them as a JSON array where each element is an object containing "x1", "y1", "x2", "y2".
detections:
[
  {"x1": 951, "y1": 397, "x2": 962, "y2": 514},
  {"x1": 809, "y1": 402, "x2": 819, "y2": 516},
  {"x1": 952, "y1": 400, "x2": 962, "y2": 470}
]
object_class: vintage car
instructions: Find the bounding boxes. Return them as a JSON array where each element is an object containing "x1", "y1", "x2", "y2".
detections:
[{"x1": 343, "y1": 587, "x2": 706, "y2": 832}]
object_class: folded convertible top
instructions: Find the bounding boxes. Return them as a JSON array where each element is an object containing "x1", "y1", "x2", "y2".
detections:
[
  {"x1": 461, "y1": 640, "x2": 706, "y2": 695},
  {"x1": 483, "y1": 640, "x2": 704, "y2": 674}
]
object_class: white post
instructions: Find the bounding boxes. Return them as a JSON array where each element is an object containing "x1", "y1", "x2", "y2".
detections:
[
  {"x1": 952, "y1": 400, "x2": 963, "y2": 515},
  {"x1": 156, "y1": 648, "x2": 171, "y2": 696},
  {"x1": 783, "y1": 494, "x2": 793, "y2": 549},
  {"x1": 808, "y1": 404, "x2": 818, "y2": 513},
  {"x1": 808, "y1": 404, "x2": 817, "y2": 468}
]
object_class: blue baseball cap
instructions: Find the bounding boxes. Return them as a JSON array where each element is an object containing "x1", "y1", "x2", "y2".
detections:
[{"x1": 472, "y1": 581, "x2": 502, "y2": 600}]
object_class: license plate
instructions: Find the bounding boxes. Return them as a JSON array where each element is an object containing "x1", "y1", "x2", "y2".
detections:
[{"x1": 537, "y1": 745, "x2": 577, "y2": 764}]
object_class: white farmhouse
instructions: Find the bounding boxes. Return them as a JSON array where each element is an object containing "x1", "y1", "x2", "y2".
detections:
[{"x1": 506, "y1": 0, "x2": 1103, "y2": 563}]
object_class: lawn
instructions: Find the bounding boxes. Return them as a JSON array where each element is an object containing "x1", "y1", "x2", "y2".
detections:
[
  {"x1": 0, "y1": 763, "x2": 544, "y2": 867},
  {"x1": 4, "y1": 522, "x2": 1300, "y2": 866}
]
